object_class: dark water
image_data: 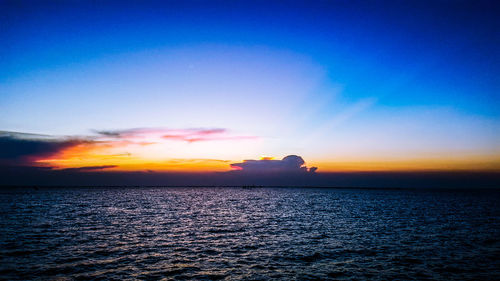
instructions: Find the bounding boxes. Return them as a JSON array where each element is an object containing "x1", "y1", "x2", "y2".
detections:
[{"x1": 1, "y1": 187, "x2": 499, "y2": 280}]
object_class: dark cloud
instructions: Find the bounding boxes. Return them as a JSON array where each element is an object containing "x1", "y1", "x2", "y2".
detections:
[
  {"x1": 0, "y1": 132, "x2": 88, "y2": 165},
  {"x1": 230, "y1": 155, "x2": 317, "y2": 173},
  {"x1": 1, "y1": 165, "x2": 499, "y2": 188},
  {"x1": 60, "y1": 165, "x2": 118, "y2": 172},
  {"x1": 94, "y1": 130, "x2": 122, "y2": 138},
  {"x1": 94, "y1": 128, "x2": 161, "y2": 138}
]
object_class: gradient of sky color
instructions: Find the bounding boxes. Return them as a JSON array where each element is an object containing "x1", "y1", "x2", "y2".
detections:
[{"x1": 1, "y1": 0, "x2": 499, "y2": 172}]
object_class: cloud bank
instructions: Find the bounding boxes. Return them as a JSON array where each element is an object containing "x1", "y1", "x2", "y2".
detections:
[
  {"x1": 3, "y1": 165, "x2": 499, "y2": 188},
  {"x1": 230, "y1": 155, "x2": 317, "y2": 173}
]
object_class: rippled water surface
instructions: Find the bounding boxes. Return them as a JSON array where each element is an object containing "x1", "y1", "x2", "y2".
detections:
[{"x1": 1, "y1": 187, "x2": 499, "y2": 280}]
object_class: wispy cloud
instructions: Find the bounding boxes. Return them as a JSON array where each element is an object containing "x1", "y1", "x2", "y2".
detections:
[
  {"x1": 95, "y1": 127, "x2": 257, "y2": 143},
  {"x1": 60, "y1": 165, "x2": 118, "y2": 172},
  {"x1": 95, "y1": 128, "x2": 169, "y2": 139}
]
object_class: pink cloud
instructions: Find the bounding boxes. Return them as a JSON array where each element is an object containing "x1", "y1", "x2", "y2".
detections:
[
  {"x1": 95, "y1": 127, "x2": 257, "y2": 143},
  {"x1": 162, "y1": 128, "x2": 256, "y2": 143}
]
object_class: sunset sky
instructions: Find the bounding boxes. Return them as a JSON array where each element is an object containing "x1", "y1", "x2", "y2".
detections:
[{"x1": 1, "y1": 0, "x2": 499, "y2": 174}]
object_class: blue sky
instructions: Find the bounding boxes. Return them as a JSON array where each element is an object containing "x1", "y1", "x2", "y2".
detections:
[{"x1": 1, "y1": 0, "x2": 498, "y2": 171}]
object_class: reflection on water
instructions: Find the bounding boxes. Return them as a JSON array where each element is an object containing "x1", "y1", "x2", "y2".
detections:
[{"x1": 1, "y1": 187, "x2": 499, "y2": 280}]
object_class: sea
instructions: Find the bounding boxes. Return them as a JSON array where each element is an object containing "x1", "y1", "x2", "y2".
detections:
[{"x1": 1, "y1": 187, "x2": 499, "y2": 280}]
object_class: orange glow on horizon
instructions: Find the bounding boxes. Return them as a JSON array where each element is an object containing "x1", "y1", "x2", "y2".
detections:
[
  {"x1": 35, "y1": 144, "x2": 233, "y2": 172},
  {"x1": 259, "y1": 157, "x2": 274, "y2": 160},
  {"x1": 311, "y1": 156, "x2": 500, "y2": 172},
  {"x1": 28, "y1": 134, "x2": 500, "y2": 173},
  {"x1": 34, "y1": 145, "x2": 500, "y2": 173}
]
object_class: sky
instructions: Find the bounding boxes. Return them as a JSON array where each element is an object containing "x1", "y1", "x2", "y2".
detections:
[{"x1": 1, "y1": 0, "x2": 499, "y2": 179}]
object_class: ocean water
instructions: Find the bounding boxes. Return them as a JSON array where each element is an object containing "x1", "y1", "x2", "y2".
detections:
[{"x1": 0, "y1": 187, "x2": 499, "y2": 280}]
